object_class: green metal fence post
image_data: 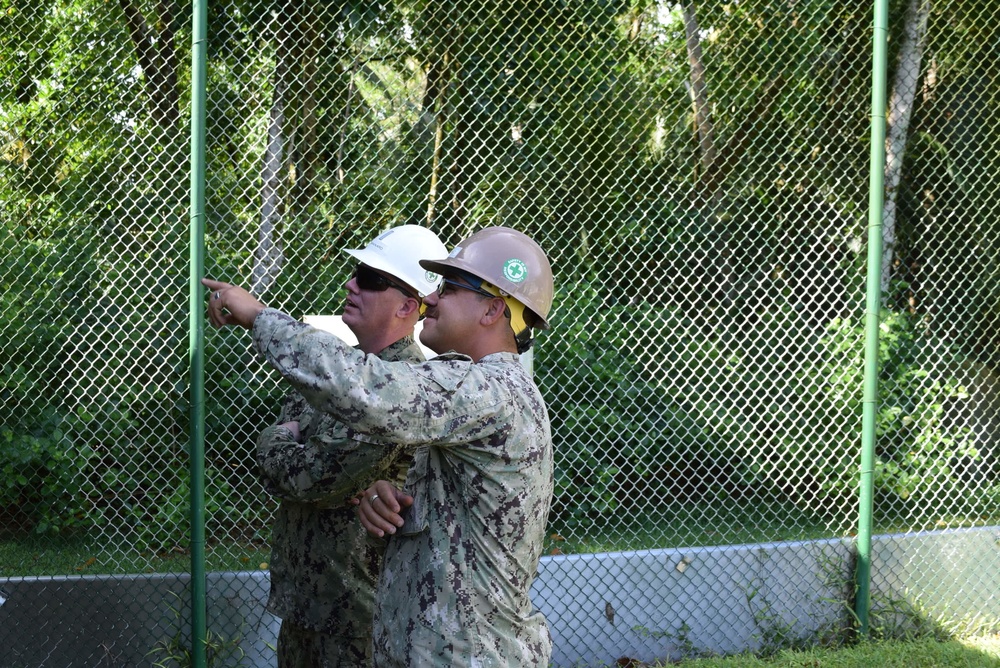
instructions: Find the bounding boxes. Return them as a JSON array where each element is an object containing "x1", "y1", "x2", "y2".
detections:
[
  {"x1": 189, "y1": 0, "x2": 208, "y2": 665},
  {"x1": 856, "y1": 0, "x2": 890, "y2": 637}
]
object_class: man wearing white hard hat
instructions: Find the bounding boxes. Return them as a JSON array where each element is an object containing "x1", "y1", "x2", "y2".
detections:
[{"x1": 253, "y1": 225, "x2": 447, "y2": 667}]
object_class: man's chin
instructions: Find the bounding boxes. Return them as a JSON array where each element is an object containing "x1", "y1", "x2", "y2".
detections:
[
  {"x1": 341, "y1": 310, "x2": 359, "y2": 328},
  {"x1": 418, "y1": 327, "x2": 439, "y2": 351}
]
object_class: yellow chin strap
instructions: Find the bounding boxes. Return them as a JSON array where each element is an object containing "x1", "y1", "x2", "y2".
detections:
[{"x1": 479, "y1": 282, "x2": 529, "y2": 336}]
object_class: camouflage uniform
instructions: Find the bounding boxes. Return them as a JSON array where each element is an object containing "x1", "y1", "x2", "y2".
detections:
[
  {"x1": 253, "y1": 308, "x2": 553, "y2": 667},
  {"x1": 257, "y1": 335, "x2": 424, "y2": 667}
]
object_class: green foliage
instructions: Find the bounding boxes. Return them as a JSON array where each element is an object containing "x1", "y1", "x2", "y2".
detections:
[
  {"x1": 868, "y1": 314, "x2": 984, "y2": 513},
  {"x1": 539, "y1": 272, "x2": 991, "y2": 531},
  {"x1": 714, "y1": 307, "x2": 990, "y2": 521},
  {"x1": 1, "y1": 227, "x2": 100, "y2": 533},
  {"x1": 537, "y1": 280, "x2": 733, "y2": 528},
  {"x1": 0, "y1": 198, "x2": 280, "y2": 550},
  {"x1": 0, "y1": 411, "x2": 99, "y2": 534}
]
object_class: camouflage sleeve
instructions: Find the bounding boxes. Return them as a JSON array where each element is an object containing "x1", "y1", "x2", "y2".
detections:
[
  {"x1": 383, "y1": 446, "x2": 414, "y2": 490},
  {"x1": 256, "y1": 422, "x2": 409, "y2": 504},
  {"x1": 252, "y1": 309, "x2": 513, "y2": 446},
  {"x1": 275, "y1": 391, "x2": 312, "y2": 424}
]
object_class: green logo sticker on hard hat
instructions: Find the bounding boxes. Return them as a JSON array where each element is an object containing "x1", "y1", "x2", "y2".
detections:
[
  {"x1": 503, "y1": 258, "x2": 528, "y2": 283},
  {"x1": 425, "y1": 270, "x2": 439, "y2": 283}
]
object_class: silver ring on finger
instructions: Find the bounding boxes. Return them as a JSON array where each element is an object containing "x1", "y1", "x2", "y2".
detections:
[
  {"x1": 369, "y1": 494, "x2": 379, "y2": 506},
  {"x1": 213, "y1": 291, "x2": 221, "y2": 301}
]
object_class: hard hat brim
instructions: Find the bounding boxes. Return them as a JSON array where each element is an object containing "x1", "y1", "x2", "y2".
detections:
[{"x1": 345, "y1": 248, "x2": 410, "y2": 288}]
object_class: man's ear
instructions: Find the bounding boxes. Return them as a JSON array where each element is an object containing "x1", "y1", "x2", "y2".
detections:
[
  {"x1": 397, "y1": 296, "x2": 422, "y2": 319},
  {"x1": 480, "y1": 297, "x2": 508, "y2": 326}
]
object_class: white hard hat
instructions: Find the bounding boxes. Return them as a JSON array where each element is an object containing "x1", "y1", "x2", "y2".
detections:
[{"x1": 344, "y1": 225, "x2": 448, "y2": 297}]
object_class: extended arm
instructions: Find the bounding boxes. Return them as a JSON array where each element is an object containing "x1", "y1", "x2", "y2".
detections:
[{"x1": 252, "y1": 309, "x2": 512, "y2": 445}]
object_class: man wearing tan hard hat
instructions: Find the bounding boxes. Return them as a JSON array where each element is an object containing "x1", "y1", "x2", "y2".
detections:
[{"x1": 204, "y1": 225, "x2": 555, "y2": 667}]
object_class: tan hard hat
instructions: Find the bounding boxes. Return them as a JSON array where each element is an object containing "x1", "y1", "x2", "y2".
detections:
[{"x1": 420, "y1": 227, "x2": 554, "y2": 330}]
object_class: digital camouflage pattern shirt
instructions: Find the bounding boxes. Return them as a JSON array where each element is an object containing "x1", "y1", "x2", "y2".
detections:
[
  {"x1": 256, "y1": 335, "x2": 424, "y2": 639},
  {"x1": 252, "y1": 308, "x2": 554, "y2": 667}
]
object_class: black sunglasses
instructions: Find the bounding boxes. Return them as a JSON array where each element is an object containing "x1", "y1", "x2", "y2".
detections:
[
  {"x1": 438, "y1": 276, "x2": 496, "y2": 299},
  {"x1": 438, "y1": 274, "x2": 512, "y2": 320},
  {"x1": 352, "y1": 264, "x2": 417, "y2": 298}
]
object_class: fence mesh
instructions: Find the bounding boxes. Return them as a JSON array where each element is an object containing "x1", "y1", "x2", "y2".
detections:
[{"x1": 2, "y1": 0, "x2": 999, "y2": 665}]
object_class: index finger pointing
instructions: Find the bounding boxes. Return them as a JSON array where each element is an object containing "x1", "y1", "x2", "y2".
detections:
[{"x1": 201, "y1": 277, "x2": 228, "y2": 290}]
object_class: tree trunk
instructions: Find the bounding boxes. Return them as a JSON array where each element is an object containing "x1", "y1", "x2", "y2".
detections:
[
  {"x1": 252, "y1": 0, "x2": 300, "y2": 298},
  {"x1": 117, "y1": 0, "x2": 179, "y2": 128},
  {"x1": 252, "y1": 0, "x2": 328, "y2": 295},
  {"x1": 336, "y1": 55, "x2": 360, "y2": 185},
  {"x1": 425, "y1": 51, "x2": 451, "y2": 225},
  {"x1": 447, "y1": 59, "x2": 474, "y2": 231},
  {"x1": 881, "y1": 0, "x2": 932, "y2": 301},
  {"x1": 682, "y1": 1, "x2": 715, "y2": 177},
  {"x1": 425, "y1": 81, "x2": 446, "y2": 225},
  {"x1": 253, "y1": 75, "x2": 286, "y2": 298},
  {"x1": 292, "y1": 6, "x2": 321, "y2": 210}
]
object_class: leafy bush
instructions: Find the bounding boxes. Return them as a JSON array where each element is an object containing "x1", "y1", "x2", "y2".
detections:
[
  {"x1": 537, "y1": 278, "x2": 993, "y2": 531},
  {"x1": 537, "y1": 281, "x2": 735, "y2": 529},
  {"x1": 0, "y1": 410, "x2": 100, "y2": 534},
  {"x1": 867, "y1": 313, "x2": 986, "y2": 514},
  {"x1": 1, "y1": 229, "x2": 100, "y2": 533},
  {"x1": 1, "y1": 216, "x2": 283, "y2": 550},
  {"x1": 712, "y1": 307, "x2": 990, "y2": 520}
]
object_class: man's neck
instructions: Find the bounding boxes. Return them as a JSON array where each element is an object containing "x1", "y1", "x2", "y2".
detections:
[
  {"x1": 357, "y1": 328, "x2": 414, "y2": 356},
  {"x1": 460, "y1": 337, "x2": 518, "y2": 363}
]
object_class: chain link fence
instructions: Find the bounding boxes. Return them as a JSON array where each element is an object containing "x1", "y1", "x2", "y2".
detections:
[{"x1": 2, "y1": 0, "x2": 999, "y2": 665}]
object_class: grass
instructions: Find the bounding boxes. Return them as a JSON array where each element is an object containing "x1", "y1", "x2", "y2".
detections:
[
  {"x1": 543, "y1": 502, "x2": 1000, "y2": 557},
  {"x1": 5, "y1": 502, "x2": 834, "y2": 576},
  {"x1": 543, "y1": 502, "x2": 839, "y2": 556},
  {"x1": 0, "y1": 531, "x2": 270, "y2": 577},
  {"x1": 660, "y1": 635, "x2": 1000, "y2": 667}
]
